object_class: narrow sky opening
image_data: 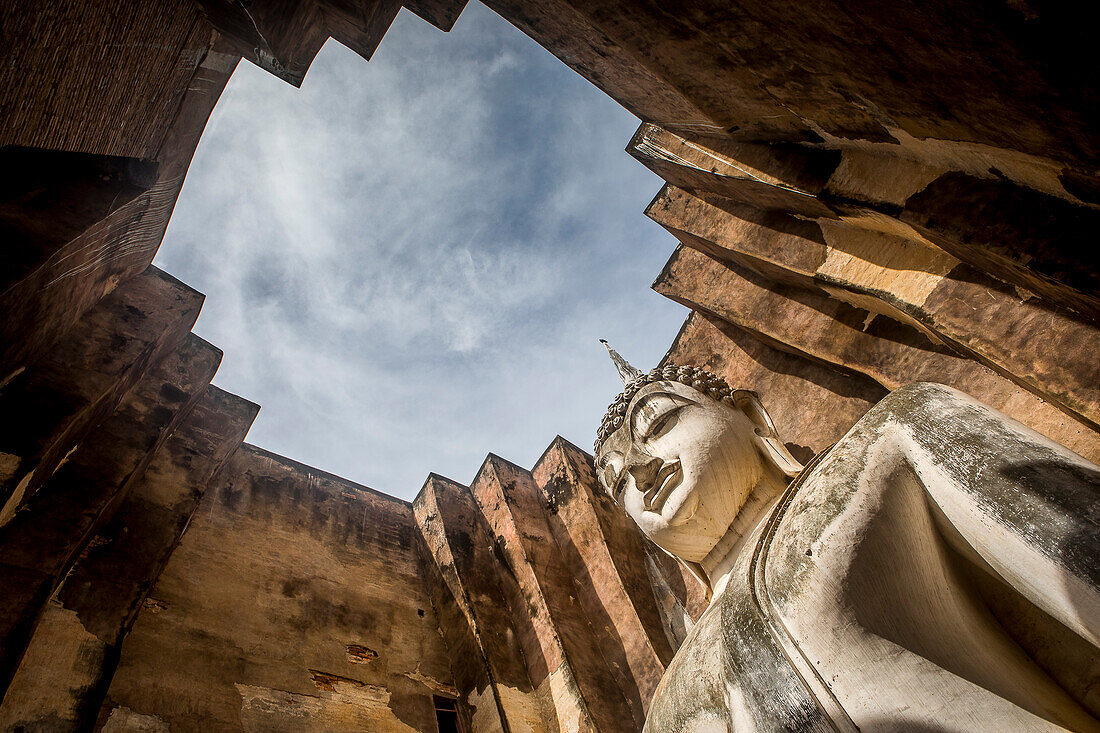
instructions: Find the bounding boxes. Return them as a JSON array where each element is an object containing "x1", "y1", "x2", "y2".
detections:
[{"x1": 154, "y1": 3, "x2": 686, "y2": 499}]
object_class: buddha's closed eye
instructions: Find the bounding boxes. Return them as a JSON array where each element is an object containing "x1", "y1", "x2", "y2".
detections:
[
  {"x1": 631, "y1": 392, "x2": 694, "y2": 441},
  {"x1": 645, "y1": 406, "x2": 683, "y2": 441}
]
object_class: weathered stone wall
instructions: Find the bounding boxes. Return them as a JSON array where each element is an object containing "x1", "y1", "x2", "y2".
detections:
[
  {"x1": 412, "y1": 441, "x2": 700, "y2": 732},
  {"x1": 487, "y1": 0, "x2": 1097, "y2": 170},
  {"x1": 0, "y1": 0, "x2": 236, "y2": 384},
  {"x1": 639, "y1": 131, "x2": 1100, "y2": 466},
  {"x1": 414, "y1": 473, "x2": 545, "y2": 731},
  {"x1": 0, "y1": 334, "x2": 226, "y2": 695},
  {"x1": 99, "y1": 444, "x2": 456, "y2": 732},
  {"x1": 0, "y1": 386, "x2": 258, "y2": 731}
]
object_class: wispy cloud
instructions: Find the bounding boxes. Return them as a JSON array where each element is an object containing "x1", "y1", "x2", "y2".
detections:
[{"x1": 155, "y1": 3, "x2": 685, "y2": 498}]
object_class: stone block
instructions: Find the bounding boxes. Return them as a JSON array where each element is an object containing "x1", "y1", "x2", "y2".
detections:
[
  {"x1": 655, "y1": 245, "x2": 1100, "y2": 462},
  {"x1": 401, "y1": 0, "x2": 470, "y2": 31},
  {"x1": 532, "y1": 437, "x2": 671, "y2": 720},
  {"x1": 899, "y1": 172, "x2": 1100, "y2": 318},
  {"x1": 413, "y1": 474, "x2": 536, "y2": 732},
  {"x1": 471, "y1": 455, "x2": 637, "y2": 733},
  {"x1": 0, "y1": 334, "x2": 220, "y2": 695},
  {"x1": 646, "y1": 185, "x2": 1100, "y2": 430},
  {"x1": 627, "y1": 124, "x2": 837, "y2": 218},
  {"x1": 0, "y1": 147, "x2": 158, "y2": 292},
  {"x1": 0, "y1": 386, "x2": 258, "y2": 731},
  {"x1": 0, "y1": 267, "x2": 203, "y2": 523},
  {"x1": 632, "y1": 124, "x2": 1100, "y2": 320},
  {"x1": 190, "y1": 0, "x2": 326, "y2": 86}
]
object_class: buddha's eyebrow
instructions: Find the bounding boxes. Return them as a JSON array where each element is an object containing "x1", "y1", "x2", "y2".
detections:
[{"x1": 629, "y1": 390, "x2": 693, "y2": 437}]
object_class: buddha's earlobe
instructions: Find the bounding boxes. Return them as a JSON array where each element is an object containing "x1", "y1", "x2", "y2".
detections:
[
  {"x1": 758, "y1": 435, "x2": 804, "y2": 478},
  {"x1": 733, "y1": 390, "x2": 804, "y2": 478}
]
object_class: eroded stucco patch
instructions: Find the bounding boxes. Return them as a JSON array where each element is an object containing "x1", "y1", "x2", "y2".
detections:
[
  {"x1": 0, "y1": 600, "x2": 105, "y2": 729},
  {"x1": 101, "y1": 706, "x2": 170, "y2": 732},
  {"x1": 345, "y1": 643, "x2": 377, "y2": 664},
  {"x1": 236, "y1": 681, "x2": 418, "y2": 733},
  {"x1": 488, "y1": 682, "x2": 552, "y2": 733}
]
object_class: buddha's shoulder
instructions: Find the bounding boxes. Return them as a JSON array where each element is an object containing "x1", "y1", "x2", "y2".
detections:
[
  {"x1": 844, "y1": 381, "x2": 1043, "y2": 451},
  {"x1": 862, "y1": 382, "x2": 987, "y2": 428},
  {"x1": 840, "y1": 382, "x2": 1087, "y2": 467},
  {"x1": 645, "y1": 573, "x2": 835, "y2": 732}
]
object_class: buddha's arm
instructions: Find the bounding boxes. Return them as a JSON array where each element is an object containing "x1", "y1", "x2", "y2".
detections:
[{"x1": 889, "y1": 383, "x2": 1100, "y2": 649}]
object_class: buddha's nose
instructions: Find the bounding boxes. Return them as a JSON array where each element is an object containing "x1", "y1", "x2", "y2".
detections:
[{"x1": 626, "y1": 448, "x2": 662, "y2": 499}]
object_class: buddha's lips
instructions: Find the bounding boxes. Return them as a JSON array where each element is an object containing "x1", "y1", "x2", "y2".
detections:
[{"x1": 644, "y1": 461, "x2": 682, "y2": 512}]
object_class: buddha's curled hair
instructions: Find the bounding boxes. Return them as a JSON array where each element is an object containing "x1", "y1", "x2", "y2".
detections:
[{"x1": 595, "y1": 364, "x2": 739, "y2": 453}]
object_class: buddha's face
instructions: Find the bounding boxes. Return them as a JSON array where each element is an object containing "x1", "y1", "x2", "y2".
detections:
[{"x1": 596, "y1": 380, "x2": 766, "y2": 562}]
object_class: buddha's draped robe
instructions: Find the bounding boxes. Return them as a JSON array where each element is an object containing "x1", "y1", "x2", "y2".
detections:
[{"x1": 646, "y1": 383, "x2": 1100, "y2": 733}]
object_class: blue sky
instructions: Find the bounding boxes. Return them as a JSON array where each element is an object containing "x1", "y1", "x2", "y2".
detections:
[{"x1": 155, "y1": 3, "x2": 686, "y2": 499}]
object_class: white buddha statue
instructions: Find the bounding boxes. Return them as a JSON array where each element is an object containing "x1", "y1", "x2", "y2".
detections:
[{"x1": 594, "y1": 343, "x2": 1100, "y2": 732}]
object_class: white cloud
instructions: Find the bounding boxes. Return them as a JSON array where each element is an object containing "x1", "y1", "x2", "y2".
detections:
[{"x1": 155, "y1": 3, "x2": 685, "y2": 498}]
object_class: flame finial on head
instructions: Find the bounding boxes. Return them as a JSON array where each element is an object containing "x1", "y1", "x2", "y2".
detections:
[{"x1": 600, "y1": 339, "x2": 643, "y2": 385}]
